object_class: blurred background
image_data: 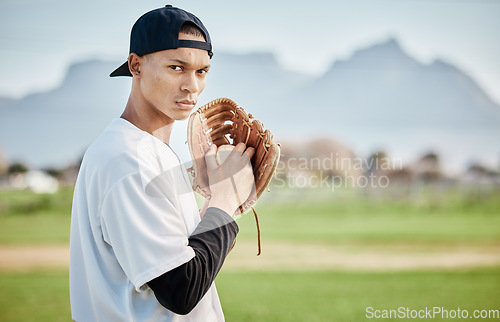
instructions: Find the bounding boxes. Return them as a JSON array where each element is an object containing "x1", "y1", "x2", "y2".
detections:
[{"x1": 0, "y1": 0, "x2": 499, "y2": 321}]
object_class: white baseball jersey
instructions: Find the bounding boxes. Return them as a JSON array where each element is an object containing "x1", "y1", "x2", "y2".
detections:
[{"x1": 69, "y1": 118, "x2": 224, "y2": 321}]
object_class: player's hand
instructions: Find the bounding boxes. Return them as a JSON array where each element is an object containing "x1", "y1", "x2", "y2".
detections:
[{"x1": 205, "y1": 143, "x2": 255, "y2": 216}]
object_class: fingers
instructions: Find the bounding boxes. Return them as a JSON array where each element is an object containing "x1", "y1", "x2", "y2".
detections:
[
  {"x1": 207, "y1": 143, "x2": 255, "y2": 179},
  {"x1": 232, "y1": 142, "x2": 246, "y2": 154},
  {"x1": 204, "y1": 144, "x2": 218, "y2": 171},
  {"x1": 231, "y1": 142, "x2": 255, "y2": 163},
  {"x1": 243, "y1": 146, "x2": 255, "y2": 162}
]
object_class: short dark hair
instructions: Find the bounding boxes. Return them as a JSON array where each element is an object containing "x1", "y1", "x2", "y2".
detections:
[{"x1": 179, "y1": 22, "x2": 206, "y2": 41}]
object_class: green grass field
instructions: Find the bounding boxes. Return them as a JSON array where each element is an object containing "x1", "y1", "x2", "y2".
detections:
[
  {"x1": 217, "y1": 268, "x2": 500, "y2": 321},
  {"x1": 1, "y1": 268, "x2": 499, "y2": 321},
  {"x1": 0, "y1": 188, "x2": 72, "y2": 244},
  {"x1": 1, "y1": 186, "x2": 499, "y2": 245},
  {"x1": 0, "y1": 270, "x2": 70, "y2": 322},
  {"x1": 0, "y1": 186, "x2": 499, "y2": 321}
]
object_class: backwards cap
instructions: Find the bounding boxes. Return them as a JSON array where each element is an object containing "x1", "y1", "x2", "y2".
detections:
[{"x1": 110, "y1": 5, "x2": 212, "y2": 77}]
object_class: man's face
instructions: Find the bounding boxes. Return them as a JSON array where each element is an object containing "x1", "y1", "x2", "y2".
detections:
[{"x1": 137, "y1": 33, "x2": 210, "y2": 121}]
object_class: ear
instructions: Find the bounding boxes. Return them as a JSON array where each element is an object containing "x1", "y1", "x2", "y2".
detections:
[{"x1": 128, "y1": 53, "x2": 142, "y2": 78}]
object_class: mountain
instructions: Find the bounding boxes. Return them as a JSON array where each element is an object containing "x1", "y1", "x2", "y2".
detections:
[
  {"x1": 0, "y1": 60, "x2": 131, "y2": 167},
  {"x1": 204, "y1": 52, "x2": 312, "y2": 105},
  {"x1": 0, "y1": 39, "x2": 499, "y2": 172},
  {"x1": 0, "y1": 54, "x2": 311, "y2": 168},
  {"x1": 279, "y1": 39, "x2": 500, "y2": 170},
  {"x1": 286, "y1": 39, "x2": 500, "y2": 129},
  {"x1": 0, "y1": 97, "x2": 14, "y2": 108}
]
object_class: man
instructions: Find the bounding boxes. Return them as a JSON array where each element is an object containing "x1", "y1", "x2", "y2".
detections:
[{"x1": 69, "y1": 5, "x2": 255, "y2": 321}]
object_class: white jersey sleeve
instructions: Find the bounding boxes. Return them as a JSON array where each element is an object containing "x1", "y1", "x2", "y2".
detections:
[{"x1": 100, "y1": 169, "x2": 196, "y2": 291}]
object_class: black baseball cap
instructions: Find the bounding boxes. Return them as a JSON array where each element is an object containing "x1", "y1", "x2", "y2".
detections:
[{"x1": 110, "y1": 5, "x2": 213, "y2": 77}]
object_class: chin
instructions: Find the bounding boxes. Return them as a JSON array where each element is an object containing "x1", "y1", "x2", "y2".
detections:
[{"x1": 174, "y1": 110, "x2": 193, "y2": 121}]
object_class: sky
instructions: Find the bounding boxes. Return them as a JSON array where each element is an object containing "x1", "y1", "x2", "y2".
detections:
[{"x1": 0, "y1": 0, "x2": 499, "y2": 104}]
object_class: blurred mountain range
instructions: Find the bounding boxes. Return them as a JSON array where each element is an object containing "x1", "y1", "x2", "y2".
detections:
[{"x1": 0, "y1": 38, "x2": 499, "y2": 172}]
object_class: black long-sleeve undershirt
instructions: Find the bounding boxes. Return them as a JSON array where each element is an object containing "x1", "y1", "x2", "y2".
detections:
[{"x1": 147, "y1": 207, "x2": 238, "y2": 315}]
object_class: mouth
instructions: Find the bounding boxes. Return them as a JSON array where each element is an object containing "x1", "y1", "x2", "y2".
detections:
[{"x1": 176, "y1": 100, "x2": 196, "y2": 110}]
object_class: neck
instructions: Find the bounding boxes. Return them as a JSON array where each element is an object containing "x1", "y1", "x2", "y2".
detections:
[{"x1": 121, "y1": 89, "x2": 175, "y2": 144}]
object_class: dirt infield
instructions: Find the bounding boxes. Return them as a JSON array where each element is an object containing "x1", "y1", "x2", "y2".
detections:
[
  {"x1": 1, "y1": 242, "x2": 500, "y2": 272},
  {"x1": 0, "y1": 245, "x2": 69, "y2": 271},
  {"x1": 224, "y1": 242, "x2": 500, "y2": 271}
]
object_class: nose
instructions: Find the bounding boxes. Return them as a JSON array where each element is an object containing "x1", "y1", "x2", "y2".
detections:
[{"x1": 180, "y1": 72, "x2": 200, "y2": 93}]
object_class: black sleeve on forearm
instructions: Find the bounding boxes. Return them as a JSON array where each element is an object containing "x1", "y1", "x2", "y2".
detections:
[{"x1": 146, "y1": 207, "x2": 238, "y2": 315}]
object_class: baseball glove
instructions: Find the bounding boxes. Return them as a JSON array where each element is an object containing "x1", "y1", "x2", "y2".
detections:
[{"x1": 187, "y1": 97, "x2": 281, "y2": 255}]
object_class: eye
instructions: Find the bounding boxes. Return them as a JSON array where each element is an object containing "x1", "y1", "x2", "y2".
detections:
[
  {"x1": 197, "y1": 69, "x2": 208, "y2": 76},
  {"x1": 169, "y1": 65, "x2": 183, "y2": 71}
]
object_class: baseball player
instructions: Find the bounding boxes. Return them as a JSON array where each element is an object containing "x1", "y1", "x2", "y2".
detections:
[{"x1": 69, "y1": 5, "x2": 255, "y2": 321}]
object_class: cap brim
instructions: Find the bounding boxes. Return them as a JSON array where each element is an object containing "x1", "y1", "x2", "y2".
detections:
[{"x1": 109, "y1": 61, "x2": 132, "y2": 77}]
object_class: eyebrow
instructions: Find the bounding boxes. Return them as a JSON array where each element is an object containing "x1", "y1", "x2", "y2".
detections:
[{"x1": 170, "y1": 59, "x2": 210, "y2": 69}]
